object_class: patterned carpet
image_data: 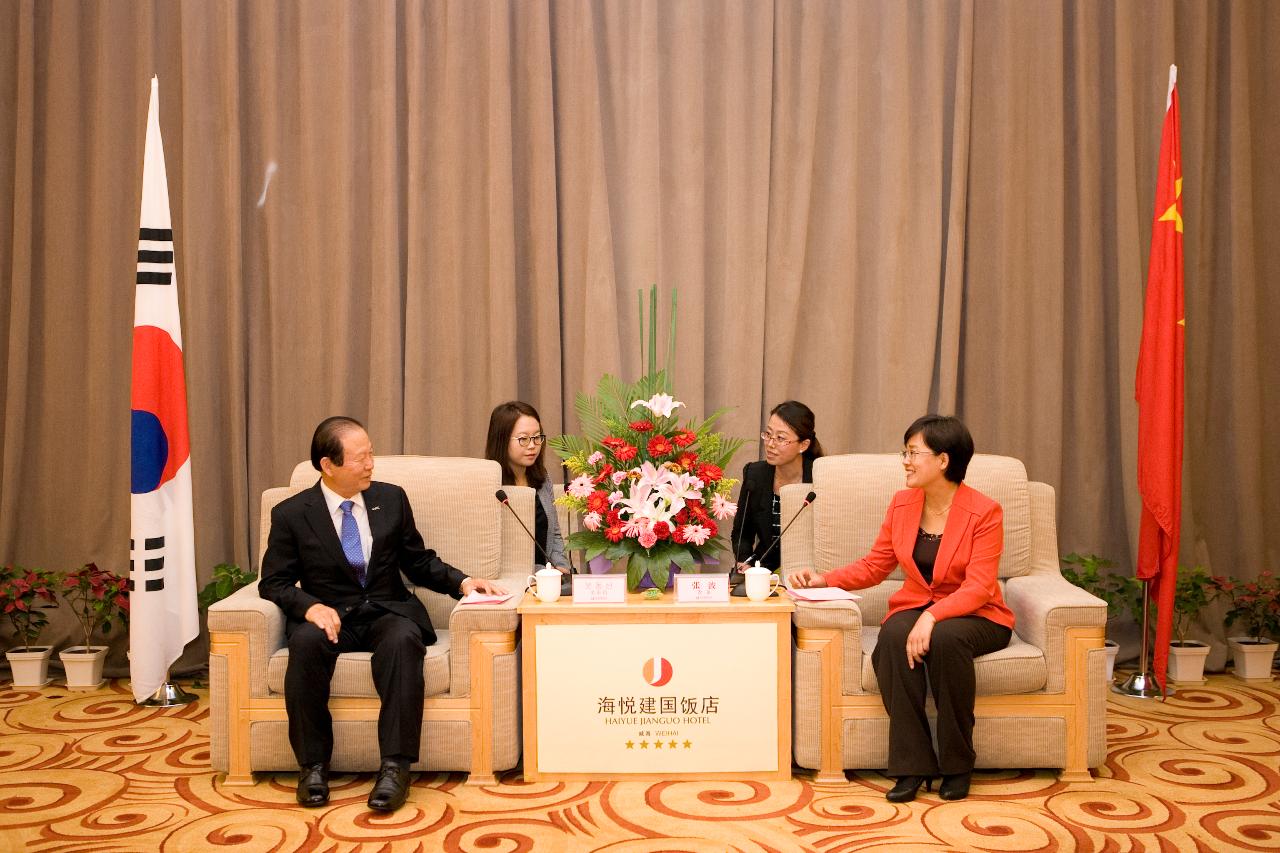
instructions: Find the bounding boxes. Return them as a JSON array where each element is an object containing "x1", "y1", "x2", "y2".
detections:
[{"x1": 1, "y1": 674, "x2": 1278, "y2": 852}]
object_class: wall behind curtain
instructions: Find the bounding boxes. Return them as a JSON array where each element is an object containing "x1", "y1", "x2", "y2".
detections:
[{"x1": 2, "y1": 0, "x2": 1277, "y2": 671}]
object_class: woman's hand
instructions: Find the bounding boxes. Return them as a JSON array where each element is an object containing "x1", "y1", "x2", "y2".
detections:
[
  {"x1": 788, "y1": 567, "x2": 827, "y2": 588},
  {"x1": 905, "y1": 611, "x2": 936, "y2": 669}
]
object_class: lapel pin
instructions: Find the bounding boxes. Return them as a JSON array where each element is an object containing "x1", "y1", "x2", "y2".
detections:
[{"x1": 371, "y1": 506, "x2": 381, "y2": 511}]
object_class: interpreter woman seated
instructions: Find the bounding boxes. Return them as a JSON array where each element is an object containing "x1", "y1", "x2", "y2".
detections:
[
  {"x1": 730, "y1": 401, "x2": 824, "y2": 579},
  {"x1": 485, "y1": 401, "x2": 569, "y2": 576},
  {"x1": 789, "y1": 414, "x2": 1013, "y2": 803}
]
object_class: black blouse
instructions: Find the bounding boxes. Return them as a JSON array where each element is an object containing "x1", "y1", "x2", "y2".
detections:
[{"x1": 912, "y1": 528, "x2": 943, "y2": 585}]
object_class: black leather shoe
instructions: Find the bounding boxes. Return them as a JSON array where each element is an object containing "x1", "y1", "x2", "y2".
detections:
[
  {"x1": 885, "y1": 775, "x2": 933, "y2": 803},
  {"x1": 939, "y1": 772, "x2": 972, "y2": 800},
  {"x1": 367, "y1": 759, "x2": 411, "y2": 811},
  {"x1": 296, "y1": 763, "x2": 329, "y2": 807}
]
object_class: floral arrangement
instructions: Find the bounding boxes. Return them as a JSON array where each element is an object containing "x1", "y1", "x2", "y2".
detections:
[
  {"x1": 0, "y1": 564, "x2": 59, "y2": 650},
  {"x1": 1209, "y1": 569, "x2": 1280, "y2": 642},
  {"x1": 550, "y1": 371, "x2": 744, "y2": 590},
  {"x1": 60, "y1": 562, "x2": 130, "y2": 651}
]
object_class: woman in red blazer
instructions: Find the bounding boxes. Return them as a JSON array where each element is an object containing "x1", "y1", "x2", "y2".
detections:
[{"x1": 791, "y1": 415, "x2": 1013, "y2": 803}]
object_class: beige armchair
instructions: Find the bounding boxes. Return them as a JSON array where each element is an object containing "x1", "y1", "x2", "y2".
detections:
[
  {"x1": 209, "y1": 456, "x2": 534, "y2": 786},
  {"x1": 783, "y1": 454, "x2": 1107, "y2": 783}
]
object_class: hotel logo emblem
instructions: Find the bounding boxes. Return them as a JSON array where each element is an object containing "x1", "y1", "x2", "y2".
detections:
[{"x1": 642, "y1": 656, "x2": 673, "y2": 687}]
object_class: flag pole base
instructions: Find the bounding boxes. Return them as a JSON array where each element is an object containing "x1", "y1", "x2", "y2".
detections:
[
  {"x1": 139, "y1": 681, "x2": 198, "y2": 707},
  {"x1": 1112, "y1": 670, "x2": 1168, "y2": 699}
]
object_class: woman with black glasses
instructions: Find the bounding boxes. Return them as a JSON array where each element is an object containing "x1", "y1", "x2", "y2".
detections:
[
  {"x1": 729, "y1": 400, "x2": 824, "y2": 574},
  {"x1": 485, "y1": 401, "x2": 568, "y2": 573},
  {"x1": 790, "y1": 415, "x2": 1013, "y2": 804}
]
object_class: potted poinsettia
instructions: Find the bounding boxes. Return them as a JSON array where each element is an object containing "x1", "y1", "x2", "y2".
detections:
[
  {"x1": 1210, "y1": 569, "x2": 1279, "y2": 681},
  {"x1": 0, "y1": 564, "x2": 59, "y2": 686},
  {"x1": 1164, "y1": 566, "x2": 1214, "y2": 683},
  {"x1": 58, "y1": 562, "x2": 129, "y2": 690},
  {"x1": 550, "y1": 373, "x2": 744, "y2": 591}
]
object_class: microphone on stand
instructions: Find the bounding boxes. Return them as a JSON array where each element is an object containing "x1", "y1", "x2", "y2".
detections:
[
  {"x1": 495, "y1": 489, "x2": 574, "y2": 594},
  {"x1": 731, "y1": 491, "x2": 818, "y2": 597},
  {"x1": 728, "y1": 486, "x2": 752, "y2": 588}
]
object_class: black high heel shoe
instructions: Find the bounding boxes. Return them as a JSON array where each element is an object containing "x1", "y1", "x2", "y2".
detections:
[
  {"x1": 938, "y1": 772, "x2": 972, "y2": 800},
  {"x1": 885, "y1": 775, "x2": 934, "y2": 803}
]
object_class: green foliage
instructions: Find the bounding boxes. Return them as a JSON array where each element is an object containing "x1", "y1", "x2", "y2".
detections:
[
  {"x1": 197, "y1": 563, "x2": 257, "y2": 610},
  {"x1": 0, "y1": 564, "x2": 59, "y2": 650},
  {"x1": 1171, "y1": 565, "x2": 1214, "y2": 645},
  {"x1": 1209, "y1": 569, "x2": 1280, "y2": 642},
  {"x1": 59, "y1": 562, "x2": 129, "y2": 650},
  {"x1": 1060, "y1": 553, "x2": 1138, "y2": 621}
]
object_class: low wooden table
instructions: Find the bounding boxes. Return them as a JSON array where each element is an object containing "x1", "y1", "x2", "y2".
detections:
[{"x1": 517, "y1": 590, "x2": 794, "y2": 782}]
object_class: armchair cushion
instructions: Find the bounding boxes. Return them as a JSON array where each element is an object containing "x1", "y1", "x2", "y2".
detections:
[
  {"x1": 266, "y1": 635, "x2": 452, "y2": 697},
  {"x1": 860, "y1": 627, "x2": 1047, "y2": 695}
]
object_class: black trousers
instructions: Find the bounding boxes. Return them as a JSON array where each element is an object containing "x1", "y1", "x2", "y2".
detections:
[
  {"x1": 284, "y1": 604, "x2": 426, "y2": 767},
  {"x1": 872, "y1": 607, "x2": 1012, "y2": 777}
]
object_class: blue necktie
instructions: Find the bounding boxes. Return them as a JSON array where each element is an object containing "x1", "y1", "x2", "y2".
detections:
[{"x1": 340, "y1": 500, "x2": 367, "y2": 587}]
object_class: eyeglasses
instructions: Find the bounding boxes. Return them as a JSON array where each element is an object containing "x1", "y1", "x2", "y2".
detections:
[
  {"x1": 760, "y1": 432, "x2": 797, "y2": 447},
  {"x1": 513, "y1": 434, "x2": 546, "y2": 448},
  {"x1": 900, "y1": 449, "x2": 936, "y2": 462}
]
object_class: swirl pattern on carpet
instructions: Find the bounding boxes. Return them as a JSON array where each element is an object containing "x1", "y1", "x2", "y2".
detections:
[{"x1": 1, "y1": 677, "x2": 1277, "y2": 852}]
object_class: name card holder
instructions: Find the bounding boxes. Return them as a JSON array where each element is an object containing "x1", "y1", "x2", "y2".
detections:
[
  {"x1": 572, "y1": 574, "x2": 627, "y2": 604},
  {"x1": 675, "y1": 573, "x2": 731, "y2": 603}
]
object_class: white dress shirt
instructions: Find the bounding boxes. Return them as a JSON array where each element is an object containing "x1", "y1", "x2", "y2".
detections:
[{"x1": 319, "y1": 480, "x2": 372, "y2": 564}]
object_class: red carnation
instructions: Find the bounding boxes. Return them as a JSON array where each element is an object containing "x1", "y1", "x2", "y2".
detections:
[
  {"x1": 703, "y1": 518, "x2": 719, "y2": 538},
  {"x1": 647, "y1": 435, "x2": 674, "y2": 457},
  {"x1": 604, "y1": 524, "x2": 625, "y2": 543},
  {"x1": 629, "y1": 419, "x2": 655, "y2": 433},
  {"x1": 652, "y1": 521, "x2": 671, "y2": 541},
  {"x1": 587, "y1": 490, "x2": 611, "y2": 514},
  {"x1": 673, "y1": 429, "x2": 697, "y2": 448},
  {"x1": 614, "y1": 443, "x2": 638, "y2": 462},
  {"x1": 696, "y1": 463, "x2": 723, "y2": 483},
  {"x1": 671, "y1": 524, "x2": 688, "y2": 544}
]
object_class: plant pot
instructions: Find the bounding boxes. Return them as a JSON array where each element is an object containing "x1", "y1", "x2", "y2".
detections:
[
  {"x1": 1168, "y1": 641, "x2": 1211, "y2": 684},
  {"x1": 1104, "y1": 639, "x2": 1119, "y2": 682},
  {"x1": 59, "y1": 645, "x2": 109, "y2": 691},
  {"x1": 587, "y1": 554, "x2": 698, "y2": 591},
  {"x1": 1228, "y1": 637, "x2": 1278, "y2": 681},
  {"x1": 6, "y1": 646, "x2": 54, "y2": 687}
]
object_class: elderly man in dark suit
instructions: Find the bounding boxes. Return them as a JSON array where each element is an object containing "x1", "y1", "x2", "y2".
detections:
[{"x1": 260, "y1": 416, "x2": 506, "y2": 811}]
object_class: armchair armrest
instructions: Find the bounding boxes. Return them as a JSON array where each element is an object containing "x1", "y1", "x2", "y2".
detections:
[
  {"x1": 792, "y1": 598, "x2": 865, "y2": 695},
  {"x1": 1004, "y1": 573, "x2": 1107, "y2": 693},
  {"x1": 446, "y1": 572, "x2": 524, "y2": 697},
  {"x1": 208, "y1": 579, "x2": 284, "y2": 699}
]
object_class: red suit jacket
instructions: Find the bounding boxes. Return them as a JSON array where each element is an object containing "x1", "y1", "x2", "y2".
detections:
[{"x1": 822, "y1": 483, "x2": 1015, "y2": 629}]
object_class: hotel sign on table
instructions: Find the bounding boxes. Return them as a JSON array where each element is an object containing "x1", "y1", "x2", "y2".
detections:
[{"x1": 532, "y1": 621, "x2": 778, "y2": 774}]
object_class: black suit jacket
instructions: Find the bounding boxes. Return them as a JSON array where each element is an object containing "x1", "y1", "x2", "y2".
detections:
[
  {"x1": 729, "y1": 457, "x2": 814, "y2": 570},
  {"x1": 259, "y1": 480, "x2": 467, "y2": 644}
]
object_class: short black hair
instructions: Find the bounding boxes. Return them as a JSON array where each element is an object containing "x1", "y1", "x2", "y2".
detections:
[
  {"x1": 903, "y1": 415, "x2": 974, "y2": 483},
  {"x1": 311, "y1": 416, "x2": 365, "y2": 472}
]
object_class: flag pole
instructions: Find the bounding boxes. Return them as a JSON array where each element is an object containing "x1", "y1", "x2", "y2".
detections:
[
  {"x1": 139, "y1": 671, "x2": 198, "y2": 706},
  {"x1": 1113, "y1": 579, "x2": 1166, "y2": 698}
]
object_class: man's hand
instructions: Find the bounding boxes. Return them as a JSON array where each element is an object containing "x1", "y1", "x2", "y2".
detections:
[
  {"x1": 906, "y1": 611, "x2": 936, "y2": 669},
  {"x1": 305, "y1": 603, "x2": 342, "y2": 643},
  {"x1": 461, "y1": 577, "x2": 509, "y2": 596},
  {"x1": 788, "y1": 567, "x2": 827, "y2": 589}
]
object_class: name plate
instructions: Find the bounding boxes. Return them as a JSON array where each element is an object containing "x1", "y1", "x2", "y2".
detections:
[
  {"x1": 675, "y1": 573, "x2": 731, "y2": 602},
  {"x1": 572, "y1": 574, "x2": 627, "y2": 603}
]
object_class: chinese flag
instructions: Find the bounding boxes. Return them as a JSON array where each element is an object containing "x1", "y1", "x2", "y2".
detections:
[{"x1": 1135, "y1": 65, "x2": 1184, "y2": 694}]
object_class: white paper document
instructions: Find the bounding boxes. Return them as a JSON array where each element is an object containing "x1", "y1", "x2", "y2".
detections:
[
  {"x1": 783, "y1": 586, "x2": 860, "y2": 602},
  {"x1": 458, "y1": 591, "x2": 515, "y2": 605}
]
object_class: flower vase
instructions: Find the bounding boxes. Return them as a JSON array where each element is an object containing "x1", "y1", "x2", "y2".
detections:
[
  {"x1": 60, "y1": 645, "x2": 109, "y2": 691},
  {"x1": 1228, "y1": 637, "x2": 1278, "y2": 681},
  {"x1": 586, "y1": 555, "x2": 700, "y2": 591},
  {"x1": 6, "y1": 646, "x2": 54, "y2": 687}
]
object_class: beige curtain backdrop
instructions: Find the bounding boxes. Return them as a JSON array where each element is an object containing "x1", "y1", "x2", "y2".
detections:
[{"x1": 2, "y1": 0, "x2": 1277, "y2": 671}]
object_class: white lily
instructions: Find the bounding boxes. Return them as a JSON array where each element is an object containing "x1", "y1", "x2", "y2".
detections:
[{"x1": 631, "y1": 393, "x2": 685, "y2": 419}]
